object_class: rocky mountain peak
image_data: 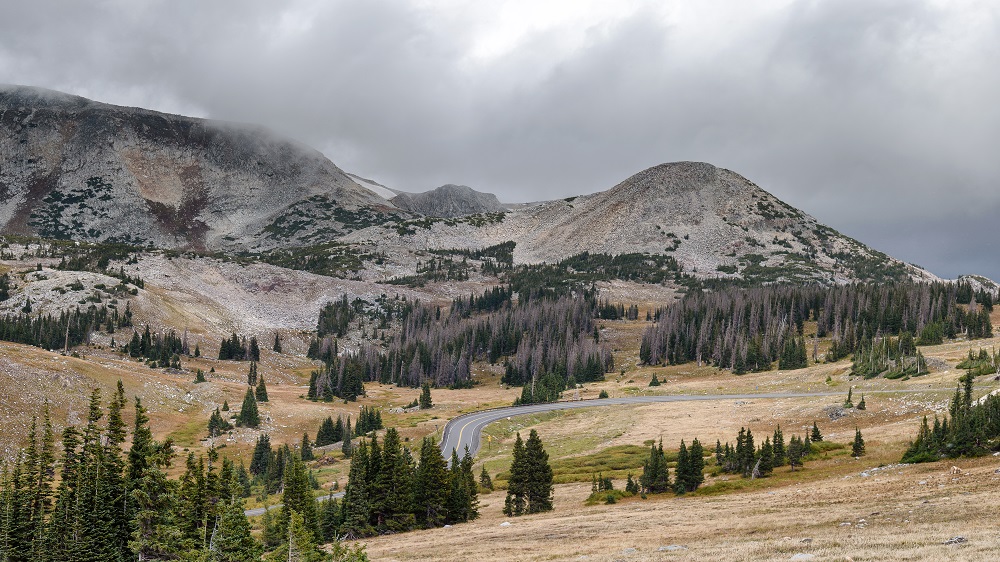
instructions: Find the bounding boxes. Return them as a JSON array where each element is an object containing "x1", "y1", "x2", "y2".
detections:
[{"x1": 390, "y1": 184, "x2": 504, "y2": 218}]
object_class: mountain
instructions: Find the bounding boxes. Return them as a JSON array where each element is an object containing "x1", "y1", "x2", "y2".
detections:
[
  {"x1": 390, "y1": 184, "x2": 505, "y2": 218},
  {"x1": 348, "y1": 161, "x2": 938, "y2": 285},
  {"x1": 0, "y1": 85, "x2": 403, "y2": 251},
  {"x1": 0, "y1": 87, "x2": 937, "y2": 285}
]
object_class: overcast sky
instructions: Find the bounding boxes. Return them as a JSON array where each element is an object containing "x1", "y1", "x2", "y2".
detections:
[{"x1": 2, "y1": 0, "x2": 998, "y2": 280}]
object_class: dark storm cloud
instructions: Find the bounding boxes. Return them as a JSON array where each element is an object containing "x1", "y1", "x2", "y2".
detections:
[{"x1": 1, "y1": 0, "x2": 998, "y2": 279}]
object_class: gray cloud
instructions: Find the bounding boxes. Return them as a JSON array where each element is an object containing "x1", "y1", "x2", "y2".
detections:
[{"x1": 1, "y1": 0, "x2": 998, "y2": 280}]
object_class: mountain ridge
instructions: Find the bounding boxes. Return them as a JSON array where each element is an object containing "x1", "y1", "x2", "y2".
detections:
[{"x1": 0, "y1": 86, "x2": 939, "y2": 285}]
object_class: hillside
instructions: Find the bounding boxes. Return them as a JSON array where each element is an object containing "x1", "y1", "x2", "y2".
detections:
[
  {"x1": 0, "y1": 85, "x2": 404, "y2": 251},
  {"x1": 350, "y1": 162, "x2": 938, "y2": 285}
]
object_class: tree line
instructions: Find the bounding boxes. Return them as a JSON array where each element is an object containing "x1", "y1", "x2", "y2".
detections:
[
  {"x1": 0, "y1": 383, "x2": 262, "y2": 561},
  {"x1": 641, "y1": 282, "x2": 993, "y2": 374},
  {"x1": 307, "y1": 290, "x2": 614, "y2": 402}
]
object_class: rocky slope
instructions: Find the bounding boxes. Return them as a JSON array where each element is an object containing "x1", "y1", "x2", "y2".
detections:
[
  {"x1": 0, "y1": 85, "x2": 403, "y2": 251},
  {"x1": 347, "y1": 162, "x2": 938, "y2": 284},
  {"x1": 390, "y1": 184, "x2": 505, "y2": 217}
]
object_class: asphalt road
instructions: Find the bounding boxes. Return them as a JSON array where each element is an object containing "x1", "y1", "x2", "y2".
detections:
[
  {"x1": 246, "y1": 389, "x2": 887, "y2": 516},
  {"x1": 439, "y1": 391, "x2": 846, "y2": 460}
]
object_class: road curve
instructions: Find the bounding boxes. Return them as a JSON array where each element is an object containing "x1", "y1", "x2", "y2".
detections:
[
  {"x1": 248, "y1": 388, "x2": 909, "y2": 515},
  {"x1": 439, "y1": 391, "x2": 847, "y2": 460}
]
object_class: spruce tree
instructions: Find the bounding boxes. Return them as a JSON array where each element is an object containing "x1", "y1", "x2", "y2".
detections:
[
  {"x1": 757, "y1": 437, "x2": 774, "y2": 477},
  {"x1": 374, "y1": 428, "x2": 416, "y2": 532},
  {"x1": 640, "y1": 439, "x2": 670, "y2": 494},
  {"x1": 255, "y1": 376, "x2": 269, "y2": 403},
  {"x1": 503, "y1": 433, "x2": 528, "y2": 516},
  {"x1": 340, "y1": 440, "x2": 374, "y2": 538},
  {"x1": 772, "y1": 426, "x2": 786, "y2": 467},
  {"x1": 523, "y1": 430, "x2": 553, "y2": 514},
  {"x1": 341, "y1": 418, "x2": 353, "y2": 458},
  {"x1": 673, "y1": 441, "x2": 690, "y2": 494},
  {"x1": 419, "y1": 382, "x2": 433, "y2": 409},
  {"x1": 236, "y1": 388, "x2": 260, "y2": 428},
  {"x1": 787, "y1": 435, "x2": 804, "y2": 471},
  {"x1": 857, "y1": 394, "x2": 867, "y2": 410},
  {"x1": 852, "y1": 428, "x2": 866, "y2": 457},
  {"x1": 810, "y1": 422, "x2": 823, "y2": 442},
  {"x1": 273, "y1": 332, "x2": 282, "y2": 354},
  {"x1": 249, "y1": 434, "x2": 272, "y2": 477},
  {"x1": 211, "y1": 486, "x2": 262, "y2": 562},
  {"x1": 301, "y1": 433, "x2": 314, "y2": 462},
  {"x1": 247, "y1": 362, "x2": 258, "y2": 387},
  {"x1": 413, "y1": 437, "x2": 449, "y2": 528},
  {"x1": 281, "y1": 454, "x2": 320, "y2": 541},
  {"x1": 479, "y1": 466, "x2": 493, "y2": 492}
]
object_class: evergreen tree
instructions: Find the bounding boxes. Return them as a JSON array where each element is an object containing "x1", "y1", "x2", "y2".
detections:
[
  {"x1": 857, "y1": 394, "x2": 867, "y2": 410},
  {"x1": 208, "y1": 408, "x2": 233, "y2": 438},
  {"x1": 413, "y1": 437, "x2": 449, "y2": 527},
  {"x1": 221, "y1": 400, "x2": 229, "y2": 411},
  {"x1": 844, "y1": 387, "x2": 854, "y2": 408},
  {"x1": 236, "y1": 388, "x2": 260, "y2": 428},
  {"x1": 374, "y1": 428, "x2": 415, "y2": 532},
  {"x1": 340, "y1": 441, "x2": 374, "y2": 538},
  {"x1": 315, "y1": 417, "x2": 334, "y2": 447},
  {"x1": 852, "y1": 428, "x2": 866, "y2": 457},
  {"x1": 255, "y1": 376, "x2": 269, "y2": 403},
  {"x1": 673, "y1": 441, "x2": 690, "y2": 494},
  {"x1": 522, "y1": 430, "x2": 553, "y2": 514},
  {"x1": 300, "y1": 433, "x2": 314, "y2": 462},
  {"x1": 419, "y1": 383, "x2": 433, "y2": 409},
  {"x1": 757, "y1": 437, "x2": 774, "y2": 477},
  {"x1": 247, "y1": 361, "x2": 258, "y2": 387},
  {"x1": 772, "y1": 426, "x2": 786, "y2": 467},
  {"x1": 211, "y1": 488, "x2": 262, "y2": 562},
  {"x1": 810, "y1": 422, "x2": 823, "y2": 442},
  {"x1": 648, "y1": 374, "x2": 660, "y2": 386},
  {"x1": 127, "y1": 399, "x2": 181, "y2": 560},
  {"x1": 478, "y1": 465, "x2": 493, "y2": 492},
  {"x1": 640, "y1": 439, "x2": 670, "y2": 494},
  {"x1": 787, "y1": 435, "x2": 804, "y2": 471},
  {"x1": 272, "y1": 333, "x2": 282, "y2": 354},
  {"x1": 503, "y1": 433, "x2": 528, "y2": 516},
  {"x1": 281, "y1": 454, "x2": 320, "y2": 542},
  {"x1": 250, "y1": 434, "x2": 272, "y2": 477},
  {"x1": 341, "y1": 418, "x2": 353, "y2": 458}
]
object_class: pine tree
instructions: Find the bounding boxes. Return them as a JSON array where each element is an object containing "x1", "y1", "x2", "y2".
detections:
[
  {"x1": 273, "y1": 332, "x2": 282, "y2": 354},
  {"x1": 772, "y1": 426, "x2": 786, "y2": 467},
  {"x1": 810, "y1": 422, "x2": 823, "y2": 442},
  {"x1": 340, "y1": 441, "x2": 374, "y2": 538},
  {"x1": 127, "y1": 398, "x2": 181, "y2": 560},
  {"x1": 523, "y1": 430, "x2": 553, "y2": 514},
  {"x1": 413, "y1": 437, "x2": 449, "y2": 527},
  {"x1": 341, "y1": 418, "x2": 353, "y2": 458},
  {"x1": 301, "y1": 433, "x2": 314, "y2": 462},
  {"x1": 687, "y1": 438, "x2": 705, "y2": 492},
  {"x1": 503, "y1": 433, "x2": 528, "y2": 516},
  {"x1": 419, "y1": 382, "x2": 433, "y2": 409},
  {"x1": 857, "y1": 394, "x2": 867, "y2": 410},
  {"x1": 673, "y1": 441, "x2": 690, "y2": 494},
  {"x1": 757, "y1": 437, "x2": 774, "y2": 477},
  {"x1": 236, "y1": 388, "x2": 260, "y2": 428},
  {"x1": 478, "y1": 465, "x2": 493, "y2": 492},
  {"x1": 221, "y1": 400, "x2": 229, "y2": 411},
  {"x1": 640, "y1": 439, "x2": 670, "y2": 494},
  {"x1": 787, "y1": 435, "x2": 804, "y2": 471},
  {"x1": 374, "y1": 428, "x2": 415, "y2": 532},
  {"x1": 648, "y1": 374, "x2": 660, "y2": 386},
  {"x1": 255, "y1": 376, "x2": 269, "y2": 403},
  {"x1": 247, "y1": 362, "x2": 258, "y2": 387},
  {"x1": 844, "y1": 387, "x2": 854, "y2": 408},
  {"x1": 209, "y1": 408, "x2": 233, "y2": 437},
  {"x1": 852, "y1": 428, "x2": 866, "y2": 457},
  {"x1": 211, "y1": 487, "x2": 262, "y2": 562},
  {"x1": 250, "y1": 434, "x2": 272, "y2": 477},
  {"x1": 281, "y1": 454, "x2": 320, "y2": 542}
]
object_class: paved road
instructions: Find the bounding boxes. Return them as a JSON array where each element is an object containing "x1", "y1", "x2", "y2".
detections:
[
  {"x1": 248, "y1": 388, "x2": 925, "y2": 516},
  {"x1": 439, "y1": 391, "x2": 848, "y2": 460}
]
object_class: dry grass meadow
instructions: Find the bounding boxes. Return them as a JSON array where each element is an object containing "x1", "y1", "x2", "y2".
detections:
[{"x1": 1, "y1": 280, "x2": 999, "y2": 560}]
